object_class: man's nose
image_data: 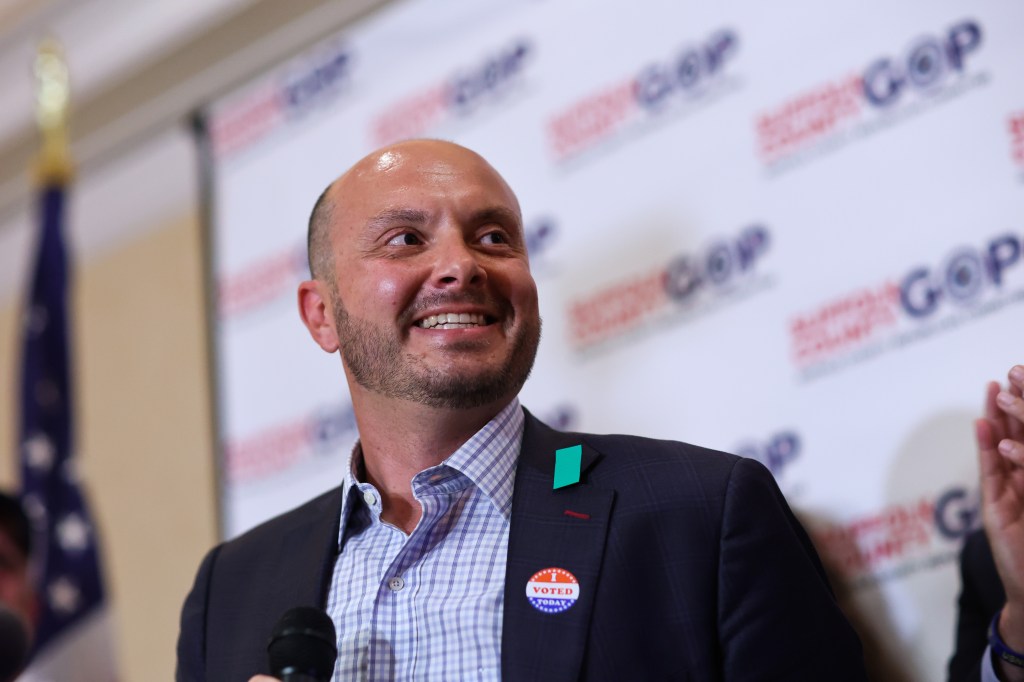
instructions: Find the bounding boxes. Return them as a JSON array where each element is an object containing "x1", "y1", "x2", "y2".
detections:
[{"x1": 433, "y1": 233, "x2": 485, "y2": 288}]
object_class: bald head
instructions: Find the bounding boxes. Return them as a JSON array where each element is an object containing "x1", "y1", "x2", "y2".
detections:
[{"x1": 305, "y1": 139, "x2": 520, "y2": 286}]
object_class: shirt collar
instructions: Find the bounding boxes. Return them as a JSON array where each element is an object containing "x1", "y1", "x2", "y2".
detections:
[
  {"x1": 337, "y1": 399, "x2": 524, "y2": 547},
  {"x1": 440, "y1": 398, "x2": 522, "y2": 518}
]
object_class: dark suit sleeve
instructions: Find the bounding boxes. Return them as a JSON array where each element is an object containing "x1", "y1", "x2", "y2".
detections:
[
  {"x1": 948, "y1": 531, "x2": 1001, "y2": 682},
  {"x1": 176, "y1": 544, "x2": 221, "y2": 682},
  {"x1": 717, "y1": 457, "x2": 867, "y2": 680}
]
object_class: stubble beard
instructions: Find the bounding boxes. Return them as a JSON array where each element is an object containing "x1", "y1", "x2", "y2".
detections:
[{"x1": 331, "y1": 294, "x2": 541, "y2": 410}]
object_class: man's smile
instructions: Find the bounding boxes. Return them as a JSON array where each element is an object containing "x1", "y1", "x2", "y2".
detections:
[{"x1": 415, "y1": 312, "x2": 496, "y2": 330}]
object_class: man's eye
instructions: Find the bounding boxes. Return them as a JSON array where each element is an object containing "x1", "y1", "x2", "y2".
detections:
[
  {"x1": 480, "y1": 232, "x2": 508, "y2": 245},
  {"x1": 387, "y1": 232, "x2": 422, "y2": 246}
]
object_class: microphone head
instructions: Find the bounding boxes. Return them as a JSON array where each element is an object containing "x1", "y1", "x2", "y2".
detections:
[
  {"x1": 0, "y1": 605, "x2": 29, "y2": 682},
  {"x1": 267, "y1": 606, "x2": 337, "y2": 681}
]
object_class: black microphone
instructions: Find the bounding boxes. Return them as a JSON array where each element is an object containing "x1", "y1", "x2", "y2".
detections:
[
  {"x1": 267, "y1": 606, "x2": 337, "y2": 682},
  {"x1": 0, "y1": 605, "x2": 29, "y2": 682}
]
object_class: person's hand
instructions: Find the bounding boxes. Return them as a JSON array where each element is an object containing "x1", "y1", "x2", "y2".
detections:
[{"x1": 978, "y1": 366, "x2": 1024, "y2": 664}]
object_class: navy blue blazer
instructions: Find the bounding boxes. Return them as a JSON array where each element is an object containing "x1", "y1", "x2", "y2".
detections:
[{"x1": 177, "y1": 410, "x2": 866, "y2": 680}]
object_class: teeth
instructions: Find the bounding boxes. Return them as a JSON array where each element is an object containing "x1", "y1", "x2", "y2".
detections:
[{"x1": 417, "y1": 313, "x2": 487, "y2": 329}]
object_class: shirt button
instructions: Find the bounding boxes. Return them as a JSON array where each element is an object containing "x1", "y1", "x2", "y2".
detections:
[
  {"x1": 363, "y1": 491, "x2": 376, "y2": 506},
  {"x1": 387, "y1": 577, "x2": 405, "y2": 592}
]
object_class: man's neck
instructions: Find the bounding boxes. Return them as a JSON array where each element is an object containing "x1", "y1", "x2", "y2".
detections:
[{"x1": 349, "y1": 389, "x2": 515, "y2": 533}]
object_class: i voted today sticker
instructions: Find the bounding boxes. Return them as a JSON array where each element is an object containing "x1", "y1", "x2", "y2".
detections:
[{"x1": 525, "y1": 567, "x2": 580, "y2": 614}]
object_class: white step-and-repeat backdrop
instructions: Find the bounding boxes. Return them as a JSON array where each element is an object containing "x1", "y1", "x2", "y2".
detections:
[{"x1": 201, "y1": 1, "x2": 1024, "y2": 678}]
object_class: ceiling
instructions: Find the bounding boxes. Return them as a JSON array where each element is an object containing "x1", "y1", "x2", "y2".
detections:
[
  {"x1": 0, "y1": 0, "x2": 390, "y2": 221},
  {"x1": 0, "y1": 0, "x2": 253, "y2": 147}
]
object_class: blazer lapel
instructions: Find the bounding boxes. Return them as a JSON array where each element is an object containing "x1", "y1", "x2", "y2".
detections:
[{"x1": 501, "y1": 411, "x2": 614, "y2": 681}]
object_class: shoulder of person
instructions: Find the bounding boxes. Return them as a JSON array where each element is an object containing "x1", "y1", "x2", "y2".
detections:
[
  {"x1": 580, "y1": 430, "x2": 740, "y2": 471},
  {"x1": 214, "y1": 486, "x2": 343, "y2": 561},
  {"x1": 530, "y1": 422, "x2": 757, "y2": 513}
]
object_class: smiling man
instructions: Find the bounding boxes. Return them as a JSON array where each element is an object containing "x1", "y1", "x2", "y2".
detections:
[{"x1": 177, "y1": 140, "x2": 867, "y2": 681}]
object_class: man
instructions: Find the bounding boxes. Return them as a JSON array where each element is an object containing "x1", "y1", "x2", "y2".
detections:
[
  {"x1": 0, "y1": 491, "x2": 35, "y2": 681},
  {"x1": 949, "y1": 367, "x2": 1024, "y2": 682},
  {"x1": 177, "y1": 139, "x2": 866, "y2": 680}
]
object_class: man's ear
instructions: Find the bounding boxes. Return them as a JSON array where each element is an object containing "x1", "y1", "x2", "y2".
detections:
[{"x1": 298, "y1": 280, "x2": 340, "y2": 353}]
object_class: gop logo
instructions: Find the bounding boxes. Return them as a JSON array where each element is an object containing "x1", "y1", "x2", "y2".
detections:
[
  {"x1": 736, "y1": 431, "x2": 800, "y2": 478},
  {"x1": 282, "y1": 45, "x2": 351, "y2": 112},
  {"x1": 541, "y1": 403, "x2": 577, "y2": 431},
  {"x1": 449, "y1": 41, "x2": 531, "y2": 113},
  {"x1": 899, "y1": 232, "x2": 1021, "y2": 317},
  {"x1": 309, "y1": 404, "x2": 357, "y2": 452},
  {"x1": 525, "y1": 217, "x2": 558, "y2": 259},
  {"x1": 663, "y1": 225, "x2": 769, "y2": 303},
  {"x1": 634, "y1": 30, "x2": 738, "y2": 109},
  {"x1": 933, "y1": 486, "x2": 979, "y2": 540},
  {"x1": 863, "y1": 20, "x2": 982, "y2": 107}
]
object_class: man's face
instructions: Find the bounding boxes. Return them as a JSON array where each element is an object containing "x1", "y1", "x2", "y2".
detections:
[{"x1": 319, "y1": 141, "x2": 540, "y2": 409}]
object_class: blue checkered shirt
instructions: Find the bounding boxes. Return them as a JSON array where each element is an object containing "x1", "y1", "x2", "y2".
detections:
[{"x1": 326, "y1": 399, "x2": 523, "y2": 681}]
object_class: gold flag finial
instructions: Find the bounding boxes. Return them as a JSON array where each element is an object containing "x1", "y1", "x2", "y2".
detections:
[{"x1": 34, "y1": 38, "x2": 74, "y2": 184}]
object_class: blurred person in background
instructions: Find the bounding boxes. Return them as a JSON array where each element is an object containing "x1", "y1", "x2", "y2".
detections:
[
  {"x1": 0, "y1": 491, "x2": 36, "y2": 682},
  {"x1": 950, "y1": 366, "x2": 1024, "y2": 682}
]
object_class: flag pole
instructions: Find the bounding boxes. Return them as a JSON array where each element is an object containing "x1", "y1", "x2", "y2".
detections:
[{"x1": 19, "y1": 40, "x2": 116, "y2": 677}]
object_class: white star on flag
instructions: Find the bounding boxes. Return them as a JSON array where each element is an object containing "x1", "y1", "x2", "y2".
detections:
[
  {"x1": 48, "y1": 577, "x2": 81, "y2": 614},
  {"x1": 21, "y1": 493, "x2": 46, "y2": 522},
  {"x1": 24, "y1": 433, "x2": 55, "y2": 471},
  {"x1": 57, "y1": 513, "x2": 91, "y2": 552}
]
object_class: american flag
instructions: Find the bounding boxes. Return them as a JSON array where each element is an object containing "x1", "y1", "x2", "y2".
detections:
[{"x1": 18, "y1": 182, "x2": 112, "y2": 674}]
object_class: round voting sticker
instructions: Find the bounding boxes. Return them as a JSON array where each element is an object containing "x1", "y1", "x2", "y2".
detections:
[{"x1": 526, "y1": 567, "x2": 580, "y2": 614}]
